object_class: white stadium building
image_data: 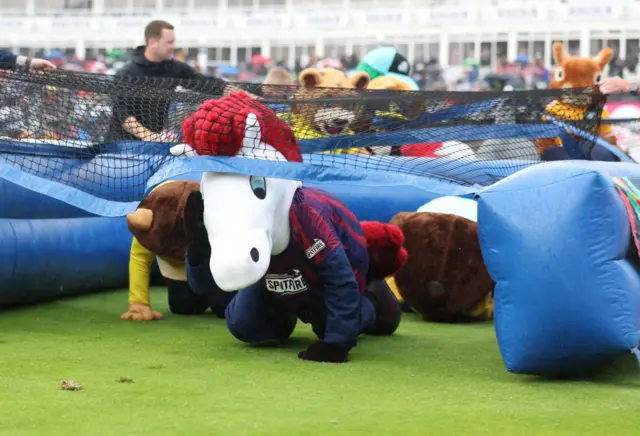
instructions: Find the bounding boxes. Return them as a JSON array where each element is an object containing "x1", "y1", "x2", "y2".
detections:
[{"x1": 0, "y1": 0, "x2": 639, "y2": 72}]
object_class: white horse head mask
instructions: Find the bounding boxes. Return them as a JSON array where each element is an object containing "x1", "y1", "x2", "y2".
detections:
[{"x1": 172, "y1": 97, "x2": 303, "y2": 291}]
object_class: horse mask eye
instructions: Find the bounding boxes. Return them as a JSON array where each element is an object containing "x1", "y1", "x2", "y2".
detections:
[{"x1": 250, "y1": 176, "x2": 267, "y2": 200}]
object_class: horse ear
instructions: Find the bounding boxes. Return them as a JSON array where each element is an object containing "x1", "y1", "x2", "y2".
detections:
[
  {"x1": 240, "y1": 112, "x2": 287, "y2": 161},
  {"x1": 241, "y1": 112, "x2": 262, "y2": 157}
]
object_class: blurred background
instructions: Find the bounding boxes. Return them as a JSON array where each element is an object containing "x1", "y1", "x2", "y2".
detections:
[{"x1": 0, "y1": 0, "x2": 638, "y2": 97}]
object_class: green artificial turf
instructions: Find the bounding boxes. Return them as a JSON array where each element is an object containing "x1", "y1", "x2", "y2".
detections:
[{"x1": 1, "y1": 288, "x2": 640, "y2": 436}]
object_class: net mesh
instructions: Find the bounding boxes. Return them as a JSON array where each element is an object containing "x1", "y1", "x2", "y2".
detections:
[{"x1": 0, "y1": 68, "x2": 626, "y2": 204}]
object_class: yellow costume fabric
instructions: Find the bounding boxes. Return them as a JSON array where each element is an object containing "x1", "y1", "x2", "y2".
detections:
[
  {"x1": 278, "y1": 112, "x2": 362, "y2": 155},
  {"x1": 384, "y1": 275, "x2": 493, "y2": 321},
  {"x1": 543, "y1": 101, "x2": 613, "y2": 146},
  {"x1": 385, "y1": 276, "x2": 404, "y2": 304},
  {"x1": 374, "y1": 102, "x2": 406, "y2": 120},
  {"x1": 128, "y1": 182, "x2": 188, "y2": 305},
  {"x1": 464, "y1": 292, "x2": 494, "y2": 321}
]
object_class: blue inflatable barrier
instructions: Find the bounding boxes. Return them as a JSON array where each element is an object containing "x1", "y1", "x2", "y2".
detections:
[
  {"x1": 0, "y1": 142, "x2": 481, "y2": 307},
  {"x1": 0, "y1": 216, "x2": 131, "y2": 308},
  {"x1": 477, "y1": 161, "x2": 640, "y2": 376},
  {"x1": 0, "y1": 138, "x2": 533, "y2": 218}
]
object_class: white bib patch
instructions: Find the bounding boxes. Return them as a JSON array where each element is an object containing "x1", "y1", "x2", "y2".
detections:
[
  {"x1": 305, "y1": 238, "x2": 326, "y2": 259},
  {"x1": 265, "y1": 269, "x2": 309, "y2": 294}
]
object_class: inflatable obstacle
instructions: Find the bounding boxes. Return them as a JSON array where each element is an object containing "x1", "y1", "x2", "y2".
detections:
[
  {"x1": 2, "y1": 66, "x2": 637, "y2": 353},
  {"x1": 0, "y1": 216, "x2": 131, "y2": 308},
  {"x1": 478, "y1": 160, "x2": 640, "y2": 376},
  {"x1": 0, "y1": 142, "x2": 482, "y2": 307}
]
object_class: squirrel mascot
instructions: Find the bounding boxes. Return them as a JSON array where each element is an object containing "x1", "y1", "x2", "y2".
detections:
[{"x1": 536, "y1": 42, "x2": 623, "y2": 161}]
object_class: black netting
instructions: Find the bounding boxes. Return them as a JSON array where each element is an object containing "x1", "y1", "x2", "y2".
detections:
[{"x1": 0, "y1": 68, "x2": 621, "y2": 203}]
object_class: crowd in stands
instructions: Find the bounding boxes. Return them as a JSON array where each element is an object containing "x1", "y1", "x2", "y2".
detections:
[{"x1": 12, "y1": 47, "x2": 640, "y2": 92}]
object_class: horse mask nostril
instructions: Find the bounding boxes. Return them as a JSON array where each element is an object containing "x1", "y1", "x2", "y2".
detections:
[{"x1": 250, "y1": 247, "x2": 260, "y2": 263}]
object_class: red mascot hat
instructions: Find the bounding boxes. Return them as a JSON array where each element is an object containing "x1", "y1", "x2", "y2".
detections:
[{"x1": 180, "y1": 91, "x2": 303, "y2": 163}]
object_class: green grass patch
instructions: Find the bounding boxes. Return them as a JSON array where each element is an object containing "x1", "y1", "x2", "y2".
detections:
[{"x1": 0, "y1": 288, "x2": 639, "y2": 435}]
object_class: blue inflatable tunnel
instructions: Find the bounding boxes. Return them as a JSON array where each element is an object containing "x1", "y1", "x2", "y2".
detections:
[
  {"x1": 0, "y1": 216, "x2": 131, "y2": 308},
  {"x1": 477, "y1": 161, "x2": 640, "y2": 376},
  {"x1": 0, "y1": 147, "x2": 490, "y2": 307}
]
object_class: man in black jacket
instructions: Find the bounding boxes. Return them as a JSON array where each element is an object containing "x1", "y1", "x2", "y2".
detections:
[{"x1": 110, "y1": 20, "x2": 258, "y2": 143}]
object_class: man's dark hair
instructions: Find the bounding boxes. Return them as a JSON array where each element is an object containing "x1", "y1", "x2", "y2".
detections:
[{"x1": 144, "y1": 20, "x2": 174, "y2": 44}]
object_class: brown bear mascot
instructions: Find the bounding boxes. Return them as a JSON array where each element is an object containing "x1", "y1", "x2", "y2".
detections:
[{"x1": 386, "y1": 196, "x2": 495, "y2": 322}]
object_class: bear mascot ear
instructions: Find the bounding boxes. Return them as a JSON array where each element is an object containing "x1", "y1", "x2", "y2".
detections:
[
  {"x1": 389, "y1": 211, "x2": 494, "y2": 323},
  {"x1": 299, "y1": 68, "x2": 323, "y2": 87},
  {"x1": 349, "y1": 71, "x2": 371, "y2": 89}
]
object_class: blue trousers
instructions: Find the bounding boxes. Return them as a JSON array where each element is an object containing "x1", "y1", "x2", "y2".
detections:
[
  {"x1": 224, "y1": 281, "x2": 377, "y2": 344},
  {"x1": 183, "y1": 249, "x2": 237, "y2": 317}
]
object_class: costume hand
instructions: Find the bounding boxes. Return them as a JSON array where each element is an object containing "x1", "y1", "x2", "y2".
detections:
[
  {"x1": 183, "y1": 191, "x2": 210, "y2": 265},
  {"x1": 121, "y1": 303, "x2": 163, "y2": 321},
  {"x1": 298, "y1": 341, "x2": 350, "y2": 363},
  {"x1": 183, "y1": 191, "x2": 205, "y2": 242},
  {"x1": 169, "y1": 143, "x2": 197, "y2": 157},
  {"x1": 30, "y1": 58, "x2": 56, "y2": 71},
  {"x1": 599, "y1": 77, "x2": 630, "y2": 94},
  {"x1": 144, "y1": 131, "x2": 176, "y2": 143}
]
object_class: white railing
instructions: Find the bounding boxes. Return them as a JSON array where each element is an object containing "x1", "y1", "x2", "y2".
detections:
[
  {"x1": 1, "y1": 0, "x2": 638, "y2": 44},
  {"x1": 0, "y1": 0, "x2": 632, "y2": 18}
]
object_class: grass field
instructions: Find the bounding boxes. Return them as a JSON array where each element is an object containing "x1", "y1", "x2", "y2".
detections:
[{"x1": 1, "y1": 288, "x2": 639, "y2": 436}]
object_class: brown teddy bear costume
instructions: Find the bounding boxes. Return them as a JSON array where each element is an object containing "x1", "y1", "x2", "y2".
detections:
[
  {"x1": 122, "y1": 180, "x2": 235, "y2": 321},
  {"x1": 386, "y1": 212, "x2": 495, "y2": 322},
  {"x1": 281, "y1": 67, "x2": 372, "y2": 154}
]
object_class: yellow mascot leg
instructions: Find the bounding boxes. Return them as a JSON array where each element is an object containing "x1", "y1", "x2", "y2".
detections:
[{"x1": 384, "y1": 276, "x2": 404, "y2": 304}]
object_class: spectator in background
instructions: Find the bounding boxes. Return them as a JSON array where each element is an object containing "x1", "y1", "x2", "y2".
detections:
[
  {"x1": 263, "y1": 67, "x2": 294, "y2": 86},
  {"x1": 599, "y1": 76, "x2": 637, "y2": 94},
  {"x1": 623, "y1": 54, "x2": 639, "y2": 85},
  {"x1": 262, "y1": 67, "x2": 295, "y2": 100},
  {"x1": 0, "y1": 50, "x2": 56, "y2": 70},
  {"x1": 608, "y1": 54, "x2": 625, "y2": 78},
  {"x1": 424, "y1": 58, "x2": 442, "y2": 89},
  {"x1": 109, "y1": 19, "x2": 259, "y2": 144}
]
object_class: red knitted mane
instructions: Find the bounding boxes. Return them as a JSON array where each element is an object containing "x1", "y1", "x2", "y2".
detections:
[{"x1": 182, "y1": 91, "x2": 302, "y2": 162}]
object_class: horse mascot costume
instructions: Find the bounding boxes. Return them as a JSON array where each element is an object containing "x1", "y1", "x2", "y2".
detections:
[{"x1": 171, "y1": 92, "x2": 408, "y2": 363}]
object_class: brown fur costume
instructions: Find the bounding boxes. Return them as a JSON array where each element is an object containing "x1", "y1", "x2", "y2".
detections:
[
  {"x1": 389, "y1": 212, "x2": 494, "y2": 323},
  {"x1": 368, "y1": 76, "x2": 414, "y2": 91},
  {"x1": 127, "y1": 180, "x2": 200, "y2": 260}
]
